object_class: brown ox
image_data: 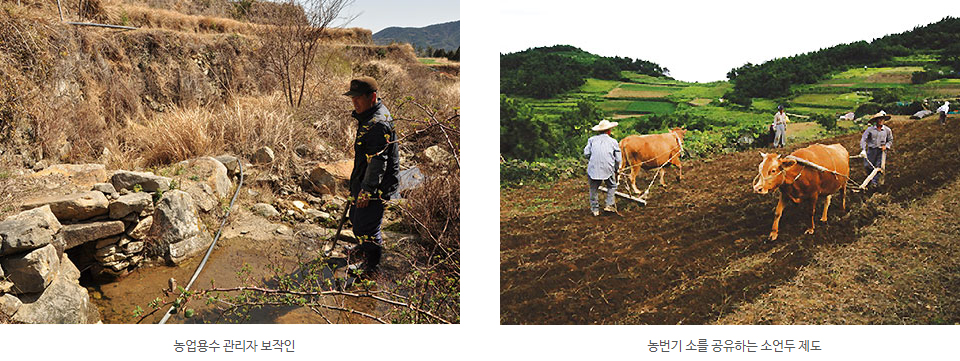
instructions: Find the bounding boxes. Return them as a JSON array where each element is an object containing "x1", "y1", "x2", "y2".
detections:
[
  {"x1": 619, "y1": 128, "x2": 686, "y2": 193},
  {"x1": 752, "y1": 143, "x2": 849, "y2": 241}
]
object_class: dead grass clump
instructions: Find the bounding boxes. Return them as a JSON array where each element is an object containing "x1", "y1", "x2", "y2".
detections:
[
  {"x1": 123, "y1": 105, "x2": 216, "y2": 166},
  {"x1": 346, "y1": 43, "x2": 417, "y2": 64},
  {"x1": 114, "y1": 4, "x2": 255, "y2": 34},
  {"x1": 78, "y1": 0, "x2": 111, "y2": 23},
  {"x1": 126, "y1": 0, "x2": 234, "y2": 18},
  {"x1": 121, "y1": 93, "x2": 334, "y2": 174},
  {"x1": 321, "y1": 27, "x2": 371, "y2": 44}
]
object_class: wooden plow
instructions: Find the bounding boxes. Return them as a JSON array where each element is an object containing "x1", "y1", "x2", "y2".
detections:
[
  {"x1": 786, "y1": 150, "x2": 886, "y2": 193},
  {"x1": 598, "y1": 185, "x2": 647, "y2": 205},
  {"x1": 847, "y1": 150, "x2": 885, "y2": 192}
]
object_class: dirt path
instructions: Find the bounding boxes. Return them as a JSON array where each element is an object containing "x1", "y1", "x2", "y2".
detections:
[{"x1": 500, "y1": 116, "x2": 960, "y2": 324}]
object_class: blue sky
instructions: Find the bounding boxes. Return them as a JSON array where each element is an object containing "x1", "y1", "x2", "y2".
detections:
[{"x1": 342, "y1": 0, "x2": 460, "y2": 33}]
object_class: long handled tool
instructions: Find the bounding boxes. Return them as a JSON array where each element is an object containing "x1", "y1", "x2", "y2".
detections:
[
  {"x1": 857, "y1": 149, "x2": 887, "y2": 189},
  {"x1": 324, "y1": 200, "x2": 353, "y2": 257},
  {"x1": 598, "y1": 186, "x2": 647, "y2": 205}
]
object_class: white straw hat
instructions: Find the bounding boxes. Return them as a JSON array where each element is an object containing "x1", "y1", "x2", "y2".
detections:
[
  {"x1": 591, "y1": 119, "x2": 618, "y2": 131},
  {"x1": 869, "y1": 110, "x2": 891, "y2": 122}
]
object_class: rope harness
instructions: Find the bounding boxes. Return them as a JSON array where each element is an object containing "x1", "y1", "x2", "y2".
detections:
[{"x1": 753, "y1": 152, "x2": 885, "y2": 192}]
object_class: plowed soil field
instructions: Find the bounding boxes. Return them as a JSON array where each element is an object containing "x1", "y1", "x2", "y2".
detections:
[{"x1": 501, "y1": 116, "x2": 960, "y2": 324}]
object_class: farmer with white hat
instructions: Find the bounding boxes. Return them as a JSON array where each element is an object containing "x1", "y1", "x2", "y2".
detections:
[
  {"x1": 860, "y1": 111, "x2": 893, "y2": 188},
  {"x1": 937, "y1": 100, "x2": 950, "y2": 125},
  {"x1": 584, "y1": 119, "x2": 621, "y2": 216}
]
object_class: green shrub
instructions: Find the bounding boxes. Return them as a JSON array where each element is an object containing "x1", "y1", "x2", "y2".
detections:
[
  {"x1": 855, "y1": 102, "x2": 882, "y2": 118},
  {"x1": 500, "y1": 158, "x2": 585, "y2": 186},
  {"x1": 812, "y1": 113, "x2": 838, "y2": 131}
]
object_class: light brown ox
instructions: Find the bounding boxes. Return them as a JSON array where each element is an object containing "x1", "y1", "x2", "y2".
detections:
[
  {"x1": 752, "y1": 143, "x2": 849, "y2": 241},
  {"x1": 619, "y1": 128, "x2": 686, "y2": 193}
]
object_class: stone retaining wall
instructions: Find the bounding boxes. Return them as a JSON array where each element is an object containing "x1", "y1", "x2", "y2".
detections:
[{"x1": 0, "y1": 157, "x2": 233, "y2": 323}]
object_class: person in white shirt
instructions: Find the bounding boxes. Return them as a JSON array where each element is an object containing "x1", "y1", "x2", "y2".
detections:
[
  {"x1": 772, "y1": 105, "x2": 790, "y2": 148},
  {"x1": 584, "y1": 119, "x2": 621, "y2": 216},
  {"x1": 937, "y1": 101, "x2": 950, "y2": 125}
]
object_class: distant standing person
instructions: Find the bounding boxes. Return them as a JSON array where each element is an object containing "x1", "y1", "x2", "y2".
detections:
[
  {"x1": 938, "y1": 101, "x2": 950, "y2": 125},
  {"x1": 343, "y1": 76, "x2": 400, "y2": 276},
  {"x1": 584, "y1": 119, "x2": 621, "y2": 216},
  {"x1": 772, "y1": 105, "x2": 790, "y2": 148},
  {"x1": 859, "y1": 111, "x2": 893, "y2": 189}
]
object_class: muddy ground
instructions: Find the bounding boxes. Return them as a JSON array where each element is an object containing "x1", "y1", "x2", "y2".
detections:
[{"x1": 500, "y1": 116, "x2": 960, "y2": 324}]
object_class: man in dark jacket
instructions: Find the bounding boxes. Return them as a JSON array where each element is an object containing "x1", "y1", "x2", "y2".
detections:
[{"x1": 343, "y1": 76, "x2": 400, "y2": 275}]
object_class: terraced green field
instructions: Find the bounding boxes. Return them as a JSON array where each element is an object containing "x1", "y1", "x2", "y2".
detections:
[
  {"x1": 580, "y1": 78, "x2": 621, "y2": 94},
  {"x1": 791, "y1": 92, "x2": 870, "y2": 108},
  {"x1": 831, "y1": 66, "x2": 923, "y2": 79}
]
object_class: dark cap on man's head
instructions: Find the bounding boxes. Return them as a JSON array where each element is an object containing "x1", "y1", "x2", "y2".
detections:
[{"x1": 343, "y1": 76, "x2": 379, "y2": 97}]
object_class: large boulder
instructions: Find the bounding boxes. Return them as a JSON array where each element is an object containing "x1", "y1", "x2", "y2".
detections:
[
  {"x1": 421, "y1": 145, "x2": 455, "y2": 165},
  {"x1": 0, "y1": 244, "x2": 60, "y2": 294},
  {"x1": 252, "y1": 146, "x2": 275, "y2": 164},
  {"x1": 176, "y1": 157, "x2": 232, "y2": 212},
  {"x1": 28, "y1": 164, "x2": 108, "y2": 188},
  {"x1": 0, "y1": 294, "x2": 21, "y2": 317},
  {"x1": 110, "y1": 171, "x2": 172, "y2": 192},
  {"x1": 12, "y1": 254, "x2": 100, "y2": 324},
  {"x1": 167, "y1": 233, "x2": 213, "y2": 265},
  {"x1": 0, "y1": 205, "x2": 62, "y2": 256},
  {"x1": 214, "y1": 155, "x2": 240, "y2": 178},
  {"x1": 252, "y1": 203, "x2": 280, "y2": 218},
  {"x1": 178, "y1": 157, "x2": 232, "y2": 199},
  {"x1": 59, "y1": 221, "x2": 126, "y2": 250},
  {"x1": 150, "y1": 190, "x2": 211, "y2": 265},
  {"x1": 21, "y1": 191, "x2": 109, "y2": 222},
  {"x1": 126, "y1": 216, "x2": 153, "y2": 241},
  {"x1": 92, "y1": 183, "x2": 117, "y2": 196},
  {"x1": 108, "y1": 192, "x2": 153, "y2": 219},
  {"x1": 305, "y1": 160, "x2": 352, "y2": 194}
]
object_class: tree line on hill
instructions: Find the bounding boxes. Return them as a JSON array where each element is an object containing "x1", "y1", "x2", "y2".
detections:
[
  {"x1": 500, "y1": 45, "x2": 668, "y2": 99},
  {"x1": 500, "y1": 95, "x2": 603, "y2": 161},
  {"x1": 726, "y1": 16, "x2": 960, "y2": 103},
  {"x1": 416, "y1": 46, "x2": 460, "y2": 61}
]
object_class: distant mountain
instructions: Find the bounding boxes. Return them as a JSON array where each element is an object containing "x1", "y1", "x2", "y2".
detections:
[{"x1": 373, "y1": 20, "x2": 459, "y2": 51}]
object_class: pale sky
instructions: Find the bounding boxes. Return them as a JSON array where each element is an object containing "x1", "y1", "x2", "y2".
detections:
[
  {"x1": 497, "y1": 0, "x2": 960, "y2": 82},
  {"x1": 343, "y1": 0, "x2": 460, "y2": 33}
]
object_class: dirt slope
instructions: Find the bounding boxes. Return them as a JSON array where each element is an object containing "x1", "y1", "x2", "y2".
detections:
[{"x1": 500, "y1": 116, "x2": 960, "y2": 324}]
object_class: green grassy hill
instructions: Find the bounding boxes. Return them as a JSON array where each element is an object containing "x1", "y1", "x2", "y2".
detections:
[{"x1": 502, "y1": 25, "x2": 960, "y2": 167}]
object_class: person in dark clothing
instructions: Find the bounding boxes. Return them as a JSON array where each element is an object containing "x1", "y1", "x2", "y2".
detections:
[{"x1": 342, "y1": 76, "x2": 400, "y2": 276}]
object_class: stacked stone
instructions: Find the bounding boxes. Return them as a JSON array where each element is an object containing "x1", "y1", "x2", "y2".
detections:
[
  {"x1": 17, "y1": 170, "x2": 170, "y2": 280},
  {"x1": 0, "y1": 159, "x2": 234, "y2": 323},
  {"x1": 0, "y1": 206, "x2": 101, "y2": 323}
]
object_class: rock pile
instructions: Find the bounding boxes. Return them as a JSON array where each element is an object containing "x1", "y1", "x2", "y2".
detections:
[
  {"x1": 0, "y1": 158, "x2": 234, "y2": 323},
  {"x1": 0, "y1": 206, "x2": 101, "y2": 323}
]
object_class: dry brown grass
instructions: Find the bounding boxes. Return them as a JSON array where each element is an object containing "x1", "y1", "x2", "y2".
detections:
[
  {"x1": 117, "y1": 92, "x2": 347, "y2": 170},
  {"x1": 718, "y1": 180, "x2": 960, "y2": 325},
  {"x1": 0, "y1": 0, "x2": 453, "y2": 177}
]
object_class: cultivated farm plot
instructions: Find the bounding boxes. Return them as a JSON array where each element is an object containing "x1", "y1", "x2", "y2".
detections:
[
  {"x1": 581, "y1": 78, "x2": 621, "y2": 94},
  {"x1": 831, "y1": 66, "x2": 923, "y2": 79},
  {"x1": 605, "y1": 87, "x2": 672, "y2": 99},
  {"x1": 601, "y1": 99, "x2": 676, "y2": 115},
  {"x1": 501, "y1": 117, "x2": 960, "y2": 324},
  {"x1": 791, "y1": 92, "x2": 869, "y2": 109}
]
